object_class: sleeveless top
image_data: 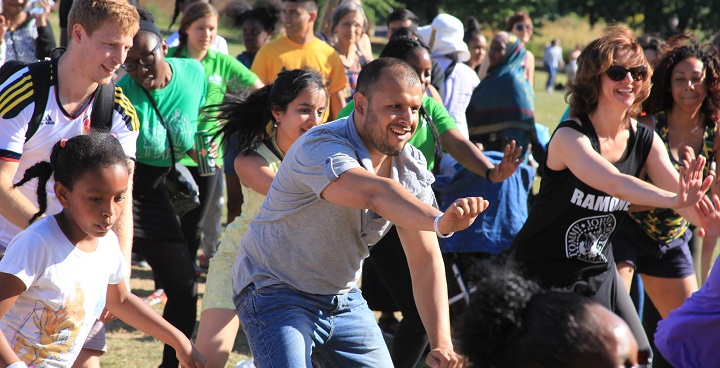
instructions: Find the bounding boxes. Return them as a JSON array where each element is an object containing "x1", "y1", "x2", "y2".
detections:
[
  {"x1": 511, "y1": 114, "x2": 654, "y2": 293},
  {"x1": 628, "y1": 112, "x2": 716, "y2": 243},
  {"x1": 222, "y1": 142, "x2": 282, "y2": 243}
]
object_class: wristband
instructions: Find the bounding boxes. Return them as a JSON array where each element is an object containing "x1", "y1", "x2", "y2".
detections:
[
  {"x1": 486, "y1": 167, "x2": 494, "y2": 182},
  {"x1": 7, "y1": 362, "x2": 29, "y2": 368},
  {"x1": 434, "y1": 213, "x2": 454, "y2": 238}
]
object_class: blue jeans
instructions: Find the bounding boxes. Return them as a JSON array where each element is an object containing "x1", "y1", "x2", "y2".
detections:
[
  {"x1": 234, "y1": 283, "x2": 393, "y2": 367},
  {"x1": 546, "y1": 65, "x2": 558, "y2": 91}
]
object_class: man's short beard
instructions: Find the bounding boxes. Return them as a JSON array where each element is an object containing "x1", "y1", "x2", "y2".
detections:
[{"x1": 366, "y1": 109, "x2": 404, "y2": 156}]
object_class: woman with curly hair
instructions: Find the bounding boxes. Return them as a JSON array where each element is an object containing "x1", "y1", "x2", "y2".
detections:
[
  {"x1": 510, "y1": 25, "x2": 717, "y2": 361},
  {"x1": 611, "y1": 36, "x2": 720, "y2": 362}
]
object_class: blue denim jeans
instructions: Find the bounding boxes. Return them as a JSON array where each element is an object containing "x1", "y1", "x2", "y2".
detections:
[{"x1": 234, "y1": 283, "x2": 393, "y2": 367}]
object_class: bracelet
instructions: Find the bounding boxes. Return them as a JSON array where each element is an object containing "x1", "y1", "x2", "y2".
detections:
[
  {"x1": 7, "y1": 361, "x2": 29, "y2": 368},
  {"x1": 486, "y1": 167, "x2": 494, "y2": 182},
  {"x1": 433, "y1": 213, "x2": 454, "y2": 238}
]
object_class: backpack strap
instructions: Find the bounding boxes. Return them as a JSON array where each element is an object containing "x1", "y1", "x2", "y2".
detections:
[
  {"x1": 24, "y1": 60, "x2": 53, "y2": 142},
  {"x1": 444, "y1": 61, "x2": 457, "y2": 82},
  {"x1": 90, "y1": 82, "x2": 116, "y2": 132}
]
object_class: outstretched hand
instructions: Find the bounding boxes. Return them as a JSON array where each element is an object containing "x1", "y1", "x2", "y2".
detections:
[
  {"x1": 437, "y1": 197, "x2": 489, "y2": 234},
  {"x1": 695, "y1": 194, "x2": 720, "y2": 238},
  {"x1": 489, "y1": 140, "x2": 524, "y2": 182},
  {"x1": 675, "y1": 150, "x2": 714, "y2": 209}
]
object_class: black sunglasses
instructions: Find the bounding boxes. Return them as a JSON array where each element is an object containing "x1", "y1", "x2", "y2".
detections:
[
  {"x1": 606, "y1": 65, "x2": 647, "y2": 82},
  {"x1": 122, "y1": 41, "x2": 161, "y2": 72},
  {"x1": 514, "y1": 24, "x2": 532, "y2": 31}
]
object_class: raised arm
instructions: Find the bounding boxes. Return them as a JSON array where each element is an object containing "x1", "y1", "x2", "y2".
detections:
[
  {"x1": 441, "y1": 128, "x2": 522, "y2": 182},
  {"x1": 549, "y1": 126, "x2": 710, "y2": 209}
]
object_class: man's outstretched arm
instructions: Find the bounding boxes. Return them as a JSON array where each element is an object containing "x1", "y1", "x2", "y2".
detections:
[{"x1": 321, "y1": 167, "x2": 486, "y2": 235}]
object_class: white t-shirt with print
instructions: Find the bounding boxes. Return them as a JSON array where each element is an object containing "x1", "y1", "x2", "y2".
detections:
[{"x1": 0, "y1": 216, "x2": 127, "y2": 367}]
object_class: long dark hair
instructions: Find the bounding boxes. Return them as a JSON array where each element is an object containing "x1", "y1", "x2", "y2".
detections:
[
  {"x1": 643, "y1": 34, "x2": 720, "y2": 123},
  {"x1": 209, "y1": 69, "x2": 327, "y2": 154},
  {"x1": 13, "y1": 133, "x2": 128, "y2": 224},
  {"x1": 172, "y1": 2, "x2": 218, "y2": 57}
]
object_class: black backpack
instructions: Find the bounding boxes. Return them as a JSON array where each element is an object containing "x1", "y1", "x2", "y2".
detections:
[{"x1": 0, "y1": 54, "x2": 115, "y2": 142}]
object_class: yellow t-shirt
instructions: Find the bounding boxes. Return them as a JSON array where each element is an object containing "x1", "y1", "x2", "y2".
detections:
[{"x1": 251, "y1": 36, "x2": 347, "y2": 95}]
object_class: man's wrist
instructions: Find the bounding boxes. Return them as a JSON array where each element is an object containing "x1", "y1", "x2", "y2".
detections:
[
  {"x1": 486, "y1": 167, "x2": 494, "y2": 182},
  {"x1": 433, "y1": 213, "x2": 454, "y2": 238}
]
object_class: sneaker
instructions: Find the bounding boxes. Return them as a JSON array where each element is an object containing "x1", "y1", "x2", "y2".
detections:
[{"x1": 144, "y1": 289, "x2": 166, "y2": 306}]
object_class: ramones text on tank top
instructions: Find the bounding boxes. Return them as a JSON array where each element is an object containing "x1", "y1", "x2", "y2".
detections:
[{"x1": 511, "y1": 114, "x2": 654, "y2": 293}]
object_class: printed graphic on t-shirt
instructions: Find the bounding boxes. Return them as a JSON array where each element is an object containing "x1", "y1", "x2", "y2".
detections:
[
  {"x1": 565, "y1": 214, "x2": 616, "y2": 263},
  {"x1": 139, "y1": 107, "x2": 194, "y2": 161},
  {"x1": 14, "y1": 284, "x2": 85, "y2": 365}
]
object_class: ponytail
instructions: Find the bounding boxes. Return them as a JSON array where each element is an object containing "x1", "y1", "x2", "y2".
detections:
[
  {"x1": 208, "y1": 85, "x2": 274, "y2": 154},
  {"x1": 13, "y1": 161, "x2": 54, "y2": 224}
]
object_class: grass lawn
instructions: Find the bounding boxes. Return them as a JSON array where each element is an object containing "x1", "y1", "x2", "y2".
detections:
[{"x1": 101, "y1": 266, "x2": 252, "y2": 368}]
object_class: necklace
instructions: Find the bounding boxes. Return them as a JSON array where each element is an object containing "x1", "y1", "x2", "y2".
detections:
[{"x1": 272, "y1": 136, "x2": 285, "y2": 159}]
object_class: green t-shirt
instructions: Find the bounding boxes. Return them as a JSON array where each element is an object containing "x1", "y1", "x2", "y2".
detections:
[
  {"x1": 170, "y1": 47, "x2": 259, "y2": 166},
  {"x1": 337, "y1": 95, "x2": 458, "y2": 171},
  {"x1": 117, "y1": 57, "x2": 206, "y2": 167}
]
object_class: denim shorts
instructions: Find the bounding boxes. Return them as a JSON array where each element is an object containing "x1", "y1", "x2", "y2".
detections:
[{"x1": 234, "y1": 283, "x2": 392, "y2": 367}]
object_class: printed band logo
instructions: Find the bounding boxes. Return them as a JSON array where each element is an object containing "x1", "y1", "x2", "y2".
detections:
[{"x1": 565, "y1": 214, "x2": 616, "y2": 263}]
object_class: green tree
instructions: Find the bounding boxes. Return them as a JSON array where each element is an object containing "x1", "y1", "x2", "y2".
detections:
[
  {"x1": 561, "y1": 0, "x2": 720, "y2": 37},
  {"x1": 436, "y1": 0, "x2": 560, "y2": 31}
]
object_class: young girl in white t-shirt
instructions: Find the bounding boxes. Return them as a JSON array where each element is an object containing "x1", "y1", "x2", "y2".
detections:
[{"x1": 0, "y1": 133, "x2": 205, "y2": 368}]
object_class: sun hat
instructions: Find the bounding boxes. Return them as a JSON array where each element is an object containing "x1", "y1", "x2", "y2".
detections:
[{"x1": 418, "y1": 13, "x2": 470, "y2": 62}]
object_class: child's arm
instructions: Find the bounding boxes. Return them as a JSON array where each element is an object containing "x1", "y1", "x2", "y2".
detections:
[
  {"x1": 0, "y1": 273, "x2": 26, "y2": 366},
  {"x1": 105, "y1": 283, "x2": 205, "y2": 368}
]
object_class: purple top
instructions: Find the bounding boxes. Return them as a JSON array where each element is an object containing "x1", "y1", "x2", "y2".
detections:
[{"x1": 655, "y1": 257, "x2": 720, "y2": 367}]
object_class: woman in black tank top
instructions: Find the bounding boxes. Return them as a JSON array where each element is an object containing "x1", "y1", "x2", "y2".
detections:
[{"x1": 510, "y1": 24, "x2": 715, "y2": 366}]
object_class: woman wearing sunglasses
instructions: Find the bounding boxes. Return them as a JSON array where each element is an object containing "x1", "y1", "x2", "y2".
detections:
[{"x1": 510, "y1": 25, "x2": 717, "y2": 365}]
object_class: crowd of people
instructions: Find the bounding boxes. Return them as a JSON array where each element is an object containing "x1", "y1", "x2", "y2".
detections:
[{"x1": 1, "y1": 0, "x2": 720, "y2": 367}]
